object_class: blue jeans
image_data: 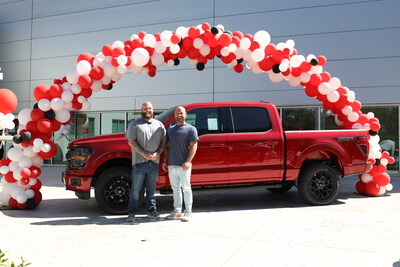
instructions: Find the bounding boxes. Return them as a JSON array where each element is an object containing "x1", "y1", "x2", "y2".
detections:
[{"x1": 128, "y1": 161, "x2": 159, "y2": 215}]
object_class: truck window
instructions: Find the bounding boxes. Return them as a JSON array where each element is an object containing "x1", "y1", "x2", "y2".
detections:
[
  {"x1": 231, "y1": 107, "x2": 272, "y2": 133},
  {"x1": 188, "y1": 108, "x2": 221, "y2": 136}
]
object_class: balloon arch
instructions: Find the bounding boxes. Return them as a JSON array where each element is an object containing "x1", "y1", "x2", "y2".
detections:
[{"x1": 0, "y1": 22, "x2": 394, "y2": 209}]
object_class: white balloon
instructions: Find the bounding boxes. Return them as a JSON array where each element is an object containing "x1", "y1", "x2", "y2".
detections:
[
  {"x1": 131, "y1": 48, "x2": 150, "y2": 67},
  {"x1": 13, "y1": 168, "x2": 22, "y2": 180},
  {"x1": 117, "y1": 55, "x2": 128, "y2": 66},
  {"x1": 7, "y1": 147, "x2": 24, "y2": 162},
  {"x1": 151, "y1": 53, "x2": 164, "y2": 67},
  {"x1": 117, "y1": 65, "x2": 127, "y2": 75},
  {"x1": 175, "y1": 26, "x2": 188, "y2": 38},
  {"x1": 170, "y1": 44, "x2": 180, "y2": 54},
  {"x1": 228, "y1": 43, "x2": 237, "y2": 53},
  {"x1": 93, "y1": 57, "x2": 105, "y2": 67},
  {"x1": 193, "y1": 38, "x2": 204, "y2": 49},
  {"x1": 327, "y1": 90, "x2": 340, "y2": 103},
  {"x1": 112, "y1": 40, "x2": 124, "y2": 49},
  {"x1": 66, "y1": 69, "x2": 79, "y2": 84},
  {"x1": 160, "y1": 30, "x2": 173, "y2": 42},
  {"x1": 0, "y1": 192, "x2": 10, "y2": 205},
  {"x1": 334, "y1": 115, "x2": 343, "y2": 126},
  {"x1": 361, "y1": 173, "x2": 373, "y2": 183},
  {"x1": 8, "y1": 161, "x2": 19, "y2": 172},
  {"x1": 239, "y1": 37, "x2": 251, "y2": 50},
  {"x1": 18, "y1": 157, "x2": 32, "y2": 169},
  {"x1": 342, "y1": 106, "x2": 353, "y2": 115},
  {"x1": 77, "y1": 96, "x2": 86, "y2": 104},
  {"x1": 18, "y1": 108, "x2": 33, "y2": 126},
  {"x1": 385, "y1": 183, "x2": 393, "y2": 191},
  {"x1": 25, "y1": 189, "x2": 34, "y2": 198},
  {"x1": 254, "y1": 30, "x2": 271, "y2": 47},
  {"x1": 143, "y1": 34, "x2": 156, "y2": 48},
  {"x1": 71, "y1": 83, "x2": 82, "y2": 94},
  {"x1": 348, "y1": 112, "x2": 359, "y2": 122},
  {"x1": 55, "y1": 109, "x2": 71, "y2": 123},
  {"x1": 91, "y1": 80, "x2": 103, "y2": 92},
  {"x1": 50, "y1": 98, "x2": 65, "y2": 111},
  {"x1": 76, "y1": 60, "x2": 91, "y2": 75},
  {"x1": 377, "y1": 186, "x2": 386, "y2": 196},
  {"x1": 0, "y1": 165, "x2": 9, "y2": 174},
  {"x1": 269, "y1": 72, "x2": 284, "y2": 83},
  {"x1": 37, "y1": 98, "x2": 51, "y2": 112},
  {"x1": 251, "y1": 48, "x2": 265, "y2": 62},
  {"x1": 328, "y1": 77, "x2": 341, "y2": 90},
  {"x1": 33, "y1": 138, "x2": 43, "y2": 148},
  {"x1": 103, "y1": 63, "x2": 117, "y2": 77},
  {"x1": 154, "y1": 41, "x2": 167, "y2": 54},
  {"x1": 31, "y1": 156, "x2": 44, "y2": 168},
  {"x1": 318, "y1": 82, "x2": 331, "y2": 95},
  {"x1": 16, "y1": 193, "x2": 27, "y2": 204},
  {"x1": 221, "y1": 47, "x2": 230, "y2": 57},
  {"x1": 82, "y1": 101, "x2": 92, "y2": 110},
  {"x1": 41, "y1": 143, "x2": 51, "y2": 153},
  {"x1": 289, "y1": 55, "x2": 303, "y2": 68},
  {"x1": 61, "y1": 90, "x2": 74, "y2": 103},
  {"x1": 380, "y1": 158, "x2": 388, "y2": 165},
  {"x1": 23, "y1": 146, "x2": 36, "y2": 158}
]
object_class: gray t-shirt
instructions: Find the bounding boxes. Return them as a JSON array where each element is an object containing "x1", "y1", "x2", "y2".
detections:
[
  {"x1": 167, "y1": 123, "x2": 199, "y2": 166},
  {"x1": 126, "y1": 118, "x2": 166, "y2": 165}
]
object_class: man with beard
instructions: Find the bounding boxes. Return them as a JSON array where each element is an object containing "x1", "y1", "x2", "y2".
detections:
[
  {"x1": 125, "y1": 101, "x2": 166, "y2": 223},
  {"x1": 162, "y1": 106, "x2": 198, "y2": 222}
]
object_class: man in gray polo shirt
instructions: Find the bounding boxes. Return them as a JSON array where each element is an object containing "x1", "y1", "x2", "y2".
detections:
[{"x1": 125, "y1": 101, "x2": 166, "y2": 223}]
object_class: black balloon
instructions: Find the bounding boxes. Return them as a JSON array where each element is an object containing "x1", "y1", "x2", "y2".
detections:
[
  {"x1": 369, "y1": 130, "x2": 378, "y2": 136},
  {"x1": 310, "y1": 58, "x2": 319, "y2": 66},
  {"x1": 108, "y1": 84, "x2": 113, "y2": 90},
  {"x1": 174, "y1": 59, "x2": 180, "y2": 66},
  {"x1": 21, "y1": 131, "x2": 32, "y2": 142},
  {"x1": 237, "y1": 58, "x2": 243, "y2": 64},
  {"x1": 211, "y1": 27, "x2": 219, "y2": 34},
  {"x1": 13, "y1": 135, "x2": 22, "y2": 144},
  {"x1": 33, "y1": 103, "x2": 39, "y2": 109},
  {"x1": 44, "y1": 110, "x2": 56, "y2": 120},
  {"x1": 272, "y1": 64, "x2": 281, "y2": 73},
  {"x1": 196, "y1": 63, "x2": 205, "y2": 71},
  {"x1": 25, "y1": 198, "x2": 37, "y2": 209},
  {"x1": 374, "y1": 158, "x2": 381, "y2": 166}
]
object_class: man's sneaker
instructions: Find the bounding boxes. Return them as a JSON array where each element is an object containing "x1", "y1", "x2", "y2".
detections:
[
  {"x1": 147, "y1": 210, "x2": 162, "y2": 220},
  {"x1": 165, "y1": 212, "x2": 182, "y2": 220},
  {"x1": 126, "y1": 214, "x2": 135, "y2": 223},
  {"x1": 181, "y1": 212, "x2": 192, "y2": 222}
]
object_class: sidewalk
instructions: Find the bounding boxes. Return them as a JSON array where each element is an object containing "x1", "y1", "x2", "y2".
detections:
[{"x1": 1, "y1": 165, "x2": 399, "y2": 267}]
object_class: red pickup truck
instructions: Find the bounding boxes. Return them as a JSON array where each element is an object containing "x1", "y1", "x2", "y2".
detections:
[{"x1": 63, "y1": 102, "x2": 370, "y2": 214}]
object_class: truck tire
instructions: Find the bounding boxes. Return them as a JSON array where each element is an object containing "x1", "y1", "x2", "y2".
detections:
[
  {"x1": 298, "y1": 163, "x2": 339, "y2": 205},
  {"x1": 267, "y1": 183, "x2": 293, "y2": 193}
]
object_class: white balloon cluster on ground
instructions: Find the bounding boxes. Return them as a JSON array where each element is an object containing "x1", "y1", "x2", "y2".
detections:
[{"x1": 0, "y1": 22, "x2": 393, "y2": 210}]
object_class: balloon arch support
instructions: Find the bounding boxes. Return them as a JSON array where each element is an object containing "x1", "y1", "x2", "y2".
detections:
[{"x1": 0, "y1": 22, "x2": 395, "y2": 209}]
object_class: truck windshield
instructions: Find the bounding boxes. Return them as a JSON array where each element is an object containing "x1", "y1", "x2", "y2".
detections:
[{"x1": 155, "y1": 106, "x2": 177, "y2": 123}]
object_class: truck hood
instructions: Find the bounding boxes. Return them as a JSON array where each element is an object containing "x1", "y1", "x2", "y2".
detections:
[{"x1": 69, "y1": 133, "x2": 126, "y2": 147}]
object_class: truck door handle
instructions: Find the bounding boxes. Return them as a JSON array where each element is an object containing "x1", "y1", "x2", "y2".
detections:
[
  {"x1": 210, "y1": 143, "x2": 226, "y2": 148},
  {"x1": 264, "y1": 141, "x2": 278, "y2": 145}
]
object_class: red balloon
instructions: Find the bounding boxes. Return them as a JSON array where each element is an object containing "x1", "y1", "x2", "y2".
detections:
[
  {"x1": 49, "y1": 84, "x2": 63, "y2": 98},
  {"x1": 30, "y1": 179, "x2": 42, "y2": 190},
  {"x1": 4, "y1": 172, "x2": 16, "y2": 183},
  {"x1": 373, "y1": 172, "x2": 390, "y2": 186},
  {"x1": 188, "y1": 27, "x2": 200, "y2": 39},
  {"x1": 26, "y1": 121, "x2": 38, "y2": 133},
  {"x1": 0, "y1": 89, "x2": 18, "y2": 114},
  {"x1": 102, "y1": 45, "x2": 113, "y2": 56},
  {"x1": 171, "y1": 34, "x2": 180, "y2": 44},
  {"x1": 21, "y1": 168, "x2": 31, "y2": 179},
  {"x1": 33, "y1": 190, "x2": 42, "y2": 205},
  {"x1": 20, "y1": 177, "x2": 29, "y2": 185},
  {"x1": 309, "y1": 74, "x2": 322, "y2": 86},
  {"x1": 234, "y1": 64, "x2": 244, "y2": 73},
  {"x1": 30, "y1": 109, "x2": 44, "y2": 122},
  {"x1": 30, "y1": 166, "x2": 41, "y2": 178},
  {"x1": 365, "y1": 181, "x2": 380, "y2": 196},
  {"x1": 33, "y1": 84, "x2": 51, "y2": 101},
  {"x1": 8, "y1": 197, "x2": 18, "y2": 209},
  {"x1": 218, "y1": 33, "x2": 232, "y2": 46},
  {"x1": 77, "y1": 52, "x2": 94, "y2": 63},
  {"x1": 317, "y1": 55, "x2": 327, "y2": 66},
  {"x1": 78, "y1": 74, "x2": 93, "y2": 89},
  {"x1": 355, "y1": 181, "x2": 366, "y2": 195},
  {"x1": 320, "y1": 72, "x2": 331, "y2": 82},
  {"x1": 89, "y1": 66, "x2": 104, "y2": 80},
  {"x1": 37, "y1": 118, "x2": 52, "y2": 133},
  {"x1": 112, "y1": 47, "x2": 125, "y2": 57},
  {"x1": 37, "y1": 141, "x2": 57, "y2": 159}
]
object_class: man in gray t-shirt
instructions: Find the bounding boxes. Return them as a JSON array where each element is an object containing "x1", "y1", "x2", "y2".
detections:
[{"x1": 125, "y1": 101, "x2": 166, "y2": 223}]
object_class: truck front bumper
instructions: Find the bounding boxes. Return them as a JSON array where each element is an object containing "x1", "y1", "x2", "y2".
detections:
[{"x1": 62, "y1": 171, "x2": 92, "y2": 199}]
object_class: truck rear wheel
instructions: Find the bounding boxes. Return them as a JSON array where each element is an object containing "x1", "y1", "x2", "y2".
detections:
[
  {"x1": 298, "y1": 163, "x2": 339, "y2": 205},
  {"x1": 95, "y1": 166, "x2": 132, "y2": 215}
]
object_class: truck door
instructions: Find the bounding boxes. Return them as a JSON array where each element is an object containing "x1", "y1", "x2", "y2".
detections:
[
  {"x1": 227, "y1": 106, "x2": 284, "y2": 183},
  {"x1": 186, "y1": 107, "x2": 229, "y2": 185}
]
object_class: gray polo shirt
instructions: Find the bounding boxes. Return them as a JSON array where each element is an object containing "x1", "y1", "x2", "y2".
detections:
[{"x1": 126, "y1": 118, "x2": 166, "y2": 165}]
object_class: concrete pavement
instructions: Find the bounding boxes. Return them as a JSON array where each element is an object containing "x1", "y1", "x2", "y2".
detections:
[{"x1": 0, "y1": 165, "x2": 400, "y2": 267}]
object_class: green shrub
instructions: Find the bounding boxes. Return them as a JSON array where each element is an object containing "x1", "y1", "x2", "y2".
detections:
[{"x1": 0, "y1": 250, "x2": 31, "y2": 267}]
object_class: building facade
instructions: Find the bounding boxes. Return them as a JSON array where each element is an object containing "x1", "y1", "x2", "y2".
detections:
[{"x1": 0, "y1": 0, "x2": 399, "y2": 170}]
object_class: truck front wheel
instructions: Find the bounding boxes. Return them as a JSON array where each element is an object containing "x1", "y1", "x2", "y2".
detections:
[
  {"x1": 298, "y1": 163, "x2": 339, "y2": 205},
  {"x1": 95, "y1": 166, "x2": 131, "y2": 215}
]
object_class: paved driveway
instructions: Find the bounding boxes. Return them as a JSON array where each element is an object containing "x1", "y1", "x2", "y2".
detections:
[{"x1": 1, "y1": 165, "x2": 399, "y2": 267}]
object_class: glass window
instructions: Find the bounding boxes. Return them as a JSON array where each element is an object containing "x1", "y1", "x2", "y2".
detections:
[
  {"x1": 282, "y1": 107, "x2": 318, "y2": 130},
  {"x1": 101, "y1": 112, "x2": 126, "y2": 134},
  {"x1": 321, "y1": 109, "x2": 339, "y2": 130},
  {"x1": 231, "y1": 107, "x2": 271, "y2": 133},
  {"x1": 187, "y1": 108, "x2": 221, "y2": 136},
  {"x1": 76, "y1": 113, "x2": 100, "y2": 139}
]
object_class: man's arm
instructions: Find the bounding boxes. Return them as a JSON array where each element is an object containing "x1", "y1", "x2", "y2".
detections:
[
  {"x1": 161, "y1": 142, "x2": 169, "y2": 171},
  {"x1": 128, "y1": 139, "x2": 150, "y2": 160},
  {"x1": 182, "y1": 141, "x2": 198, "y2": 171}
]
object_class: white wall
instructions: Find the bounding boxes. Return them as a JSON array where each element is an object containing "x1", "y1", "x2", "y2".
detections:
[{"x1": 0, "y1": 0, "x2": 399, "y2": 112}]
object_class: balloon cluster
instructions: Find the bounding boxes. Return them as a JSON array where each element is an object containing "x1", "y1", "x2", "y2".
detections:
[{"x1": 0, "y1": 22, "x2": 393, "y2": 209}]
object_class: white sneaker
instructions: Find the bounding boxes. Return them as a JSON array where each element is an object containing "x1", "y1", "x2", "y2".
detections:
[{"x1": 181, "y1": 212, "x2": 192, "y2": 222}]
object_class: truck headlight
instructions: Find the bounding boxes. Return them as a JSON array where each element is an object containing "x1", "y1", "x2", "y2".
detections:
[{"x1": 67, "y1": 147, "x2": 92, "y2": 169}]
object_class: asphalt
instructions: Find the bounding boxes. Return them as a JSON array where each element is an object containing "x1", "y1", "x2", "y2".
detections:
[{"x1": 0, "y1": 165, "x2": 399, "y2": 267}]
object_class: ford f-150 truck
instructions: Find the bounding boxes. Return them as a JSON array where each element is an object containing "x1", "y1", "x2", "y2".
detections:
[{"x1": 63, "y1": 102, "x2": 370, "y2": 214}]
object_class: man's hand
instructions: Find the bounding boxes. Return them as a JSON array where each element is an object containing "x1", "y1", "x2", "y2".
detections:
[
  {"x1": 162, "y1": 162, "x2": 168, "y2": 172},
  {"x1": 182, "y1": 162, "x2": 191, "y2": 171}
]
